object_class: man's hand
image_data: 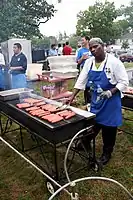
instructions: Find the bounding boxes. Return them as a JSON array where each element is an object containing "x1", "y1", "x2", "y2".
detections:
[
  {"x1": 100, "y1": 90, "x2": 112, "y2": 99},
  {"x1": 66, "y1": 94, "x2": 75, "y2": 105},
  {"x1": 10, "y1": 67, "x2": 15, "y2": 71},
  {"x1": 10, "y1": 66, "x2": 23, "y2": 71},
  {"x1": 81, "y1": 54, "x2": 89, "y2": 60}
]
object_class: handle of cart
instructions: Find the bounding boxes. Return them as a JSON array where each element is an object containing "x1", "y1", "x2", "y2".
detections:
[{"x1": 48, "y1": 176, "x2": 133, "y2": 200}]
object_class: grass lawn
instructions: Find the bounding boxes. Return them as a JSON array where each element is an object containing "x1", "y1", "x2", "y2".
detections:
[
  {"x1": 0, "y1": 72, "x2": 133, "y2": 200},
  {"x1": 124, "y1": 62, "x2": 133, "y2": 69}
]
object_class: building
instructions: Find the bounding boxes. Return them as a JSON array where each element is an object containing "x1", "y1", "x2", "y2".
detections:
[{"x1": 115, "y1": 33, "x2": 133, "y2": 49}]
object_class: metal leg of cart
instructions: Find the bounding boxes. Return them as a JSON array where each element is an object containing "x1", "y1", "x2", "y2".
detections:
[{"x1": 118, "y1": 107, "x2": 133, "y2": 136}]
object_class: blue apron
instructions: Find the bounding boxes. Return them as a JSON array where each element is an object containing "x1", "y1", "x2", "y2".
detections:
[
  {"x1": 11, "y1": 74, "x2": 27, "y2": 89},
  {"x1": 86, "y1": 59, "x2": 122, "y2": 127},
  {"x1": 0, "y1": 66, "x2": 5, "y2": 89}
]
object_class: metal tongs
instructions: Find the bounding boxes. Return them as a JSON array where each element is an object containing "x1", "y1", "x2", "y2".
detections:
[{"x1": 56, "y1": 104, "x2": 69, "y2": 111}]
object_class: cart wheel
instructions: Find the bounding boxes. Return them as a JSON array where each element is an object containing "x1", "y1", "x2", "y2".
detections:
[{"x1": 46, "y1": 180, "x2": 57, "y2": 195}]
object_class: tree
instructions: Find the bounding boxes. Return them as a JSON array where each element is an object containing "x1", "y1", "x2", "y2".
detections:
[
  {"x1": 121, "y1": 40, "x2": 129, "y2": 49},
  {"x1": 31, "y1": 36, "x2": 51, "y2": 49},
  {"x1": 0, "y1": 0, "x2": 56, "y2": 42},
  {"x1": 63, "y1": 31, "x2": 67, "y2": 40},
  {"x1": 58, "y1": 32, "x2": 63, "y2": 41},
  {"x1": 69, "y1": 34, "x2": 81, "y2": 49},
  {"x1": 115, "y1": 20, "x2": 130, "y2": 35},
  {"x1": 120, "y1": 1, "x2": 133, "y2": 32},
  {"x1": 76, "y1": 1, "x2": 119, "y2": 42}
]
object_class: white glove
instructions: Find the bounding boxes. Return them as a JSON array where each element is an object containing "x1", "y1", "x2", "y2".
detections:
[{"x1": 100, "y1": 90, "x2": 112, "y2": 99}]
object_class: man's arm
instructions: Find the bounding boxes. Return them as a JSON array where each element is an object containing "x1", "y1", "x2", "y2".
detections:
[
  {"x1": 10, "y1": 55, "x2": 27, "y2": 71},
  {"x1": 69, "y1": 59, "x2": 90, "y2": 104},
  {"x1": 0, "y1": 54, "x2": 5, "y2": 65},
  {"x1": 76, "y1": 50, "x2": 82, "y2": 64},
  {"x1": 10, "y1": 66, "x2": 24, "y2": 70},
  {"x1": 69, "y1": 89, "x2": 80, "y2": 104},
  {"x1": 76, "y1": 51, "x2": 89, "y2": 65},
  {"x1": 100, "y1": 59, "x2": 129, "y2": 99}
]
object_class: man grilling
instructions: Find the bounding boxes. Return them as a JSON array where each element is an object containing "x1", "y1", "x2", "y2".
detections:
[
  {"x1": 69, "y1": 38, "x2": 129, "y2": 165},
  {"x1": 10, "y1": 43, "x2": 27, "y2": 89}
]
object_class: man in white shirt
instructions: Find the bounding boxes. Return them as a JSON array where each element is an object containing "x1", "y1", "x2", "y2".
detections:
[
  {"x1": 58, "y1": 44, "x2": 63, "y2": 56},
  {"x1": 76, "y1": 43, "x2": 82, "y2": 57},
  {"x1": 0, "y1": 49, "x2": 5, "y2": 90},
  {"x1": 69, "y1": 38, "x2": 129, "y2": 165},
  {"x1": 0, "y1": 50, "x2": 5, "y2": 66}
]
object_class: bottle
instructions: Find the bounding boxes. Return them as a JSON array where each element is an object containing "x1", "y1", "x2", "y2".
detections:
[
  {"x1": 96, "y1": 84, "x2": 103, "y2": 102},
  {"x1": 89, "y1": 81, "x2": 94, "y2": 91},
  {"x1": 49, "y1": 72, "x2": 53, "y2": 79}
]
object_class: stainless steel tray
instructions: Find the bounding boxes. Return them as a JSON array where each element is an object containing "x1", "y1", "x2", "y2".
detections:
[{"x1": 0, "y1": 88, "x2": 33, "y2": 101}]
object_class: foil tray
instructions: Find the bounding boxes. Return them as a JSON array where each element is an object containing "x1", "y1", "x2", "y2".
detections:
[{"x1": 0, "y1": 88, "x2": 33, "y2": 101}]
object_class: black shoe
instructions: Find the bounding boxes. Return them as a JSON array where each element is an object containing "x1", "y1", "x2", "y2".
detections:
[{"x1": 99, "y1": 153, "x2": 111, "y2": 165}]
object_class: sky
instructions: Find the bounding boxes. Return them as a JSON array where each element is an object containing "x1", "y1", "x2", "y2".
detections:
[{"x1": 39, "y1": 0, "x2": 131, "y2": 36}]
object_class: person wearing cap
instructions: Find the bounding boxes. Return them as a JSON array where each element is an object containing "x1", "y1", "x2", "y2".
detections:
[{"x1": 69, "y1": 37, "x2": 129, "y2": 165}]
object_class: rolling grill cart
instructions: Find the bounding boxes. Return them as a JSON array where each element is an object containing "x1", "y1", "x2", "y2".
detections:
[{"x1": 0, "y1": 90, "x2": 100, "y2": 194}]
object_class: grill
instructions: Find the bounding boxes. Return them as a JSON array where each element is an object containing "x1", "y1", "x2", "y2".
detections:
[
  {"x1": 0, "y1": 91, "x2": 97, "y2": 193},
  {"x1": 0, "y1": 93, "x2": 95, "y2": 144},
  {"x1": 120, "y1": 91, "x2": 133, "y2": 136},
  {"x1": 122, "y1": 94, "x2": 133, "y2": 109},
  {"x1": 122, "y1": 87, "x2": 133, "y2": 109}
]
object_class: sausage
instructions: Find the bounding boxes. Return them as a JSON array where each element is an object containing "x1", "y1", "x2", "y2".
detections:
[
  {"x1": 16, "y1": 103, "x2": 31, "y2": 109},
  {"x1": 34, "y1": 102, "x2": 46, "y2": 107},
  {"x1": 41, "y1": 104, "x2": 57, "y2": 111},
  {"x1": 30, "y1": 109, "x2": 43, "y2": 114},
  {"x1": 37, "y1": 111, "x2": 51, "y2": 117},
  {"x1": 65, "y1": 112, "x2": 75, "y2": 119},
  {"x1": 42, "y1": 113, "x2": 63, "y2": 123},
  {"x1": 57, "y1": 110, "x2": 75, "y2": 118},
  {"x1": 57, "y1": 110, "x2": 70, "y2": 117},
  {"x1": 24, "y1": 98, "x2": 44, "y2": 104},
  {"x1": 30, "y1": 109, "x2": 45, "y2": 114},
  {"x1": 50, "y1": 116, "x2": 63, "y2": 123},
  {"x1": 42, "y1": 114, "x2": 56, "y2": 120},
  {"x1": 26, "y1": 106, "x2": 39, "y2": 111}
]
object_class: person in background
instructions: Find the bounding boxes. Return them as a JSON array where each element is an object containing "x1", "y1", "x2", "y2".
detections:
[
  {"x1": 58, "y1": 44, "x2": 63, "y2": 56},
  {"x1": 49, "y1": 44, "x2": 58, "y2": 56},
  {"x1": 76, "y1": 43, "x2": 82, "y2": 57},
  {"x1": 76, "y1": 43, "x2": 82, "y2": 76},
  {"x1": 0, "y1": 48, "x2": 5, "y2": 90},
  {"x1": 63, "y1": 41, "x2": 72, "y2": 55},
  {"x1": 76, "y1": 36, "x2": 92, "y2": 104},
  {"x1": 10, "y1": 43, "x2": 27, "y2": 89},
  {"x1": 0, "y1": 48, "x2": 5, "y2": 66},
  {"x1": 69, "y1": 38, "x2": 129, "y2": 165},
  {"x1": 76, "y1": 36, "x2": 91, "y2": 71}
]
